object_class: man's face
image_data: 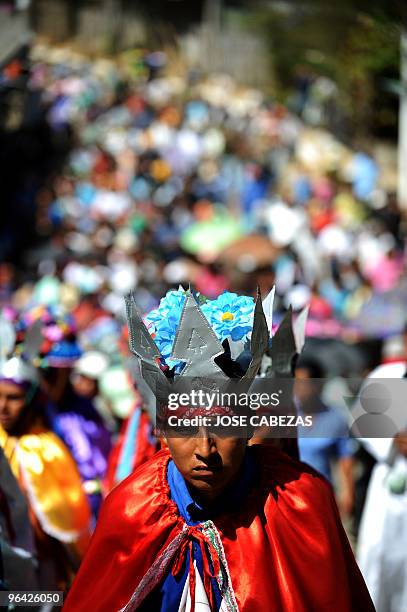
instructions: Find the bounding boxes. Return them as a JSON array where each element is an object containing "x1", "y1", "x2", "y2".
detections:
[
  {"x1": 40, "y1": 367, "x2": 70, "y2": 403},
  {"x1": 165, "y1": 433, "x2": 247, "y2": 504},
  {"x1": 71, "y1": 373, "x2": 98, "y2": 399},
  {"x1": 295, "y1": 367, "x2": 320, "y2": 405},
  {"x1": 0, "y1": 380, "x2": 26, "y2": 432}
]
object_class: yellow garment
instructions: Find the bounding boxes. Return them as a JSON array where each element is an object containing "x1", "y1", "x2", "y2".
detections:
[{"x1": 0, "y1": 426, "x2": 91, "y2": 550}]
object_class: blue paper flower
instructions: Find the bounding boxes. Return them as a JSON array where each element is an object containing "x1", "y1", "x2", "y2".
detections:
[
  {"x1": 144, "y1": 290, "x2": 187, "y2": 371},
  {"x1": 201, "y1": 292, "x2": 254, "y2": 342},
  {"x1": 144, "y1": 290, "x2": 255, "y2": 372}
]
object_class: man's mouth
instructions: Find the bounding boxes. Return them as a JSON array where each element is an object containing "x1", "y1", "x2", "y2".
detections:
[{"x1": 192, "y1": 465, "x2": 222, "y2": 477}]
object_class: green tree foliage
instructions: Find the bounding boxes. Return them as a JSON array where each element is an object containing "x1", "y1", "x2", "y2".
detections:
[{"x1": 242, "y1": 1, "x2": 402, "y2": 140}]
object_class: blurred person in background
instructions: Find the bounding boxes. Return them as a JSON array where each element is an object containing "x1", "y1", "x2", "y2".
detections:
[
  {"x1": 355, "y1": 341, "x2": 407, "y2": 611},
  {"x1": 295, "y1": 356, "x2": 355, "y2": 518},
  {"x1": 365, "y1": 331, "x2": 407, "y2": 379},
  {"x1": 357, "y1": 426, "x2": 407, "y2": 612},
  {"x1": 41, "y1": 356, "x2": 112, "y2": 519},
  {"x1": 71, "y1": 349, "x2": 117, "y2": 432},
  {"x1": 25, "y1": 308, "x2": 114, "y2": 519},
  {"x1": 71, "y1": 351, "x2": 108, "y2": 401},
  {"x1": 0, "y1": 328, "x2": 91, "y2": 590}
]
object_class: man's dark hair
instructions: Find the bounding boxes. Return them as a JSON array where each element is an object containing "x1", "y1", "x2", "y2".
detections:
[{"x1": 295, "y1": 355, "x2": 326, "y2": 379}]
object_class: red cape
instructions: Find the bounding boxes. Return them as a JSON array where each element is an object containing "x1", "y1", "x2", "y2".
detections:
[{"x1": 64, "y1": 446, "x2": 374, "y2": 611}]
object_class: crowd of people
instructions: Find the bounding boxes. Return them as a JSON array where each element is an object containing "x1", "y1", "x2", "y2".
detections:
[
  {"x1": 1, "y1": 44, "x2": 405, "y2": 338},
  {"x1": 0, "y1": 43, "x2": 407, "y2": 610}
]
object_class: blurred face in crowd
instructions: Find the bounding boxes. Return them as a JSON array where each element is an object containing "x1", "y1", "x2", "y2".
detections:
[
  {"x1": 71, "y1": 373, "x2": 98, "y2": 399},
  {"x1": 295, "y1": 367, "x2": 323, "y2": 407},
  {"x1": 0, "y1": 380, "x2": 26, "y2": 433},
  {"x1": 41, "y1": 367, "x2": 71, "y2": 403},
  {"x1": 165, "y1": 431, "x2": 247, "y2": 504}
]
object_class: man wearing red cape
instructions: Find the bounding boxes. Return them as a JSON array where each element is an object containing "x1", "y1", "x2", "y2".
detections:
[
  {"x1": 65, "y1": 440, "x2": 373, "y2": 611},
  {"x1": 65, "y1": 288, "x2": 374, "y2": 611}
]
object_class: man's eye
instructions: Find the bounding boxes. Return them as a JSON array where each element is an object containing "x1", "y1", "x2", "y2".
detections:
[{"x1": 209, "y1": 426, "x2": 242, "y2": 439}]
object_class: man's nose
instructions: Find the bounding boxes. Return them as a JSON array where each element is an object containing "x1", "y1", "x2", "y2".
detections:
[
  {"x1": 0, "y1": 396, "x2": 7, "y2": 411},
  {"x1": 194, "y1": 432, "x2": 217, "y2": 460}
]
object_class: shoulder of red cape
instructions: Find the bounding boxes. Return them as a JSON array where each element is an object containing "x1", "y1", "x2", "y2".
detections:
[{"x1": 101, "y1": 444, "x2": 333, "y2": 533}]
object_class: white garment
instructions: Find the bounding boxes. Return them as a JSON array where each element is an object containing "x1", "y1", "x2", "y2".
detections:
[
  {"x1": 357, "y1": 362, "x2": 407, "y2": 612},
  {"x1": 357, "y1": 457, "x2": 407, "y2": 612},
  {"x1": 178, "y1": 562, "x2": 229, "y2": 612},
  {"x1": 368, "y1": 362, "x2": 407, "y2": 381}
]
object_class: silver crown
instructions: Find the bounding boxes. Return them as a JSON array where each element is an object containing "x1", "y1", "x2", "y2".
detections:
[
  {"x1": 125, "y1": 287, "x2": 308, "y2": 402},
  {"x1": 0, "y1": 317, "x2": 42, "y2": 385}
]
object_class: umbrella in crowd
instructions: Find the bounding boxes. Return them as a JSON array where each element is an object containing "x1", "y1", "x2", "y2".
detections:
[
  {"x1": 180, "y1": 210, "x2": 243, "y2": 261},
  {"x1": 218, "y1": 234, "x2": 280, "y2": 271}
]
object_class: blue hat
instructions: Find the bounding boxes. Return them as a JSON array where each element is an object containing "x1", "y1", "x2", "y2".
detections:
[{"x1": 44, "y1": 339, "x2": 82, "y2": 368}]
